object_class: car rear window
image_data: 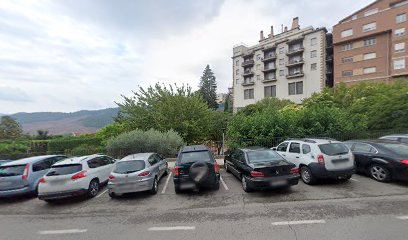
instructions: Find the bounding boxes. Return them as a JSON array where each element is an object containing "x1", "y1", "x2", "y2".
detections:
[
  {"x1": 319, "y1": 143, "x2": 349, "y2": 156},
  {"x1": 247, "y1": 150, "x2": 284, "y2": 163},
  {"x1": 180, "y1": 151, "x2": 212, "y2": 164},
  {"x1": 114, "y1": 160, "x2": 145, "y2": 174},
  {"x1": 382, "y1": 143, "x2": 408, "y2": 157},
  {"x1": 0, "y1": 165, "x2": 25, "y2": 177},
  {"x1": 46, "y1": 164, "x2": 82, "y2": 176}
]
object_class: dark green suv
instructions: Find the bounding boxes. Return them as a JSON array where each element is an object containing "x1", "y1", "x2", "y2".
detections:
[{"x1": 173, "y1": 145, "x2": 220, "y2": 193}]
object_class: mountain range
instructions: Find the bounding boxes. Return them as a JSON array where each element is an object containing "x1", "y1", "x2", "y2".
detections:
[{"x1": 0, "y1": 108, "x2": 120, "y2": 135}]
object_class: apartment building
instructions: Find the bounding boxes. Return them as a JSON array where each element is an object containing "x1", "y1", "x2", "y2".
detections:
[
  {"x1": 333, "y1": 0, "x2": 408, "y2": 85},
  {"x1": 232, "y1": 18, "x2": 333, "y2": 112}
]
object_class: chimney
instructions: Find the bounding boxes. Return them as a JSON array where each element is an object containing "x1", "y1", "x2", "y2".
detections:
[
  {"x1": 291, "y1": 17, "x2": 300, "y2": 30},
  {"x1": 284, "y1": 26, "x2": 288, "y2": 32},
  {"x1": 269, "y1": 26, "x2": 274, "y2": 38},
  {"x1": 260, "y1": 30, "x2": 265, "y2": 41}
]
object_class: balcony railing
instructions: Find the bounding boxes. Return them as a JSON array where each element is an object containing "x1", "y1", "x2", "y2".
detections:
[
  {"x1": 326, "y1": 68, "x2": 333, "y2": 74},
  {"x1": 241, "y1": 59, "x2": 254, "y2": 67},
  {"x1": 243, "y1": 70, "x2": 254, "y2": 76},
  {"x1": 262, "y1": 77, "x2": 277, "y2": 83},
  {"x1": 262, "y1": 54, "x2": 277, "y2": 62},
  {"x1": 326, "y1": 55, "x2": 333, "y2": 61},
  {"x1": 286, "y1": 47, "x2": 304, "y2": 55},
  {"x1": 262, "y1": 66, "x2": 277, "y2": 72},
  {"x1": 286, "y1": 58, "x2": 304, "y2": 67},
  {"x1": 286, "y1": 71, "x2": 304, "y2": 79},
  {"x1": 263, "y1": 45, "x2": 277, "y2": 52},
  {"x1": 241, "y1": 81, "x2": 255, "y2": 86}
]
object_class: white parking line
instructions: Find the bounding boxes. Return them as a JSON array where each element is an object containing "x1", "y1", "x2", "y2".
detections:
[
  {"x1": 220, "y1": 176, "x2": 229, "y2": 190},
  {"x1": 272, "y1": 220, "x2": 326, "y2": 226},
  {"x1": 148, "y1": 226, "x2": 195, "y2": 231},
  {"x1": 96, "y1": 189, "x2": 108, "y2": 198},
  {"x1": 161, "y1": 172, "x2": 172, "y2": 194},
  {"x1": 396, "y1": 216, "x2": 408, "y2": 220},
  {"x1": 350, "y1": 178, "x2": 358, "y2": 182},
  {"x1": 38, "y1": 229, "x2": 88, "y2": 235}
]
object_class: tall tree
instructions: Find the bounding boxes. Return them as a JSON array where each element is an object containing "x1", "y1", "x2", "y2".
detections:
[
  {"x1": 0, "y1": 116, "x2": 23, "y2": 139},
  {"x1": 35, "y1": 130, "x2": 49, "y2": 140},
  {"x1": 198, "y1": 65, "x2": 218, "y2": 109}
]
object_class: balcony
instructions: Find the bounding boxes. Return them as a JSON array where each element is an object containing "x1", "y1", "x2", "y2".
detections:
[
  {"x1": 326, "y1": 55, "x2": 333, "y2": 61},
  {"x1": 243, "y1": 70, "x2": 254, "y2": 77},
  {"x1": 287, "y1": 36, "x2": 304, "y2": 44},
  {"x1": 262, "y1": 54, "x2": 277, "y2": 62},
  {"x1": 262, "y1": 77, "x2": 277, "y2": 83},
  {"x1": 286, "y1": 71, "x2": 304, "y2": 79},
  {"x1": 241, "y1": 81, "x2": 255, "y2": 86},
  {"x1": 263, "y1": 45, "x2": 276, "y2": 52},
  {"x1": 286, "y1": 58, "x2": 304, "y2": 67},
  {"x1": 242, "y1": 59, "x2": 254, "y2": 67},
  {"x1": 243, "y1": 52, "x2": 254, "y2": 58},
  {"x1": 286, "y1": 47, "x2": 304, "y2": 56},
  {"x1": 326, "y1": 68, "x2": 333, "y2": 74},
  {"x1": 262, "y1": 66, "x2": 277, "y2": 73}
]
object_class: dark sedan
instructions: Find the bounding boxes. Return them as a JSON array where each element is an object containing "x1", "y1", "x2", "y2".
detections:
[
  {"x1": 344, "y1": 140, "x2": 408, "y2": 182},
  {"x1": 224, "y1": 147, "x2": 300, "y2": 192}
]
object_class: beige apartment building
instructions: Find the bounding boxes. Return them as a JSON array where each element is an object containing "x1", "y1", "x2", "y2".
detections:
[
  {"x1": 333, "y1": 0, "x2": 408, "y2": 85},
  {"x1": 232, "y1": 18, "x2": 333, "y2": 112}
]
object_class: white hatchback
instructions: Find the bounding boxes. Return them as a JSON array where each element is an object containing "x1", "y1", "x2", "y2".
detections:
[
  {"x1": 275, "y1": 138, "x2": 355, "y2": 184},
  {"x1": 38, "y1": 154, "x2": 116, "y2": 202}
]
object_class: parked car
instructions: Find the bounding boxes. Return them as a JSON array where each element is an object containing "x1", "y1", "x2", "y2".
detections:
[
  {"x1": 173, "y1": 145, "x2": 220, "y2": 193},
  {"x1": 343, "y1": 140, "x2": 408, "y2": 182},
  {"x1": 38, "y1": 154, "x2": 115, "y2": 202},
  {"x1": 107, "y1": 153, "x2": 168, "y2": 197},
  {"x1": 0, "y1": 155, "x2": 67, "y2": 198},
  {"x1": 0, "y1": 160, "x2": 11, "y2": 166},
  {"x1": 224, "y1": 147, "x2": 300, "y2": 192},
  {"x1": 274, "y1": 138, "x2": 355, "y2": 184},
  {"x1": 379, "y1": 134, "x2": 408, "y2": 144}
]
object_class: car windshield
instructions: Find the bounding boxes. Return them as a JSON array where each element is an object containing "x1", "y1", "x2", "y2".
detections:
[
  {"x1": 114, "y1": 160, "x2": 145, "y2": 174},
  {"x1": 319, "y1": 143, "x2": 349, "y2": 156},
  {"x1": 0, "y1": 165, "x2": 26, "y2": 177},
  {"x1": 180, "y1": 151, "x2": 211, "y2": 164},
  {"x1": 247, "y1": 150, "x2": 284, "y2": 163},
  {"x1": 382, "y1": 143, "x2": 408, "y2": 158},
  {"x1": 46, "y1": 164, "x2": 82, "y2": 176}
]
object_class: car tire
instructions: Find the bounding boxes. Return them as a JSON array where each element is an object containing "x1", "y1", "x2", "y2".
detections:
[
  {"x1": 369, "y1": 164, "x2": 391, "y2": 182},
  {"x1": 108, "y1": 191, "x2": 116, "y2": 198},
  {"x1": 241, "y1": 176, "x2": 252, "y2": 192},
  {"x1": 300, "y1": 166, "x2": 316, "y2": 185},
  {"x1": 44, "y1": 199, "x2": 56, "y2": 204},
  {"x1": 150, "y1": 177, "x2": 158, "y2": 194},
  {"x1": 175, "y1": 185, "x2": 181, "y2": 194},
  {"x1": 225, "y1": 161, "x2": 230, "y2": 173},
  {"x1": 87, "y1": 179, "x2": 100, "y2": 198}
]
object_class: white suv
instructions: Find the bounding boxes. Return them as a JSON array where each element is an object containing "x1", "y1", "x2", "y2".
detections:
[
  {"x1": 275, "y1": 138, "x2": 355, "y2": 184},
  {"x1": 38, "y1": 154, "x2": 116, "y2": 202}
]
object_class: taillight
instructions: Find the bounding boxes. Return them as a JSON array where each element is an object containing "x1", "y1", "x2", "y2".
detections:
[
  {"x1": 39, "y1": 177, "x2": 46, "y2": 183},
  {"x1": 108, "y1": 175, "x2": 115, "y2": 181},
  {"x1": 290, "y1": 167, "x2": 299, "y2": 174},
  {"x1": 173, "y1": 166, "x2": 179, "y2": 177},
  {"x1": 214, "y1": 162, "x2": 219, "y2": 173},
  {"x1": 250, "y1": 171, "x2": 264, "y2": 178},
  {"x1": 22, "y1": 164, "x2": 29, "y2": 180},
  {"x1": 71, "y1": 170, "x2": 87, "y2": 180},
  {"x1": 138, "y1": 171, "x2": 150, "y2": 177},
  {"x1": 400, "y1": 160, "x2": 408, "y2": 165},
  {"x1": 317, "y1": 154, "x2": 325, "y2": 165}
]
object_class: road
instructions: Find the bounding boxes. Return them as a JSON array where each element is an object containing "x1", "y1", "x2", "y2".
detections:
[{"x1": 1, "y1": 170, "x2": 408, "y2": 240}]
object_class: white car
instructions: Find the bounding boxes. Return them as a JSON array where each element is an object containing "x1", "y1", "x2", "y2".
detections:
[
  {"x1": 274, "y1": 138, "x2": 355, "y2": 184},
  {"x1": 38, "y1": 154, "x2": 116, "y2": 202}
]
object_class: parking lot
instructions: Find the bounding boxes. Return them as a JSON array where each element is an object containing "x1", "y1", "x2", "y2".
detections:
[{"x1": 1, "y1": 169, "x2": 408, "y2": 240}]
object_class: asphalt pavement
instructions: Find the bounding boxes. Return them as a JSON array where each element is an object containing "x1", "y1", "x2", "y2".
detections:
[{"x1": 1, "y1": 170, "x2": 408, "y2": 240}]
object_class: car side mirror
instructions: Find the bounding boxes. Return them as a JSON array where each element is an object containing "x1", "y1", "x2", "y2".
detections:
[{"x1": 271, "y1": 147, "x2": 277, "y2": 151}]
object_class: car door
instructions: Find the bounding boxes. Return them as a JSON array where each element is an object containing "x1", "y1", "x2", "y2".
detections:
[
  {"x1": 87, "y1": 157, "x2": 103, "y2": 182},
  {"x1": 229, "y1": 150, "x2": 243, "y2": 178},
  {"x1": 276, "y1": 142, "x2": 289, "y2": 159},
  {"x1": 156, "y1": 154, "x2": 167, "y2": 178},
  {"x1": 286, "y1": 142, "x2": 301, "y2": 165},
  {"x1": 352, "y1": 143, "x2": 377, "y2": 171}
]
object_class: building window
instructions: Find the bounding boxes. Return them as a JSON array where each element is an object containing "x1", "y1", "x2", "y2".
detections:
[
  {"x1": 363, "y1": 67, "x2": 376, "y2": 74},
  {"x1": 342, "y1": 57, "x2": 353, "y2": 63},
  {"x1": 342, "y1": 70, "x2": 353, "y2": 77},
  {"x1": 235, "y1": 60, "x2": 239, "y2": 66},
  {"x1": 395, "y1": 28, "x2": 405, "y2": 36},
  {"x1": 288, "y1": 81, "x2": 303, "y2": 95},
  {"x1": 364, "y1": 37, "x2": 376, "y2": 47},
  {"x1": 341, "y1": 43, "x2": 353, "y2": 51},
  {"x1": 279, "y1": 70, "x2": 284, "y2": 76},
  {"x1": 244, "y1": 89, "x2": 254, "y2": 100},
  {"x1": 396, "y1": 13, "x2": 407, "y2": 23},
  {"x1": 236, "y1": 79, "x2": 239, "y2": 84},
  {"x1": 310, "y1": 50, "x2": 317, "y2": 58},
  {"x1": 394, "y1": 58, "x2": 406, "y2": 70},
  {"x1": 264, "y1": 85, "x2": 276, "y2": 97},
  {"x1": 395, "y1": 42, "x2": 405, "y2": 53},
  {"x1": 279, "y1": 47, "x2": 284, "y2": 54},
  {"x1": 363, "y1": 22, "x2": 376, "y2": 32},
  {"x1": 364, "y1": 8, "x2": 378, "y2": 17},
  {"x1": 279, "y1": 58, "x2": 284, "y2": 65},
  {"x1": 311, "y1": 38, "x2": 317, "y2": 46},
  {"x1": 311, "y1": 63, "x2": 317, "y2": 70},
  {"x1": 341, "y1": 29, "x2": 353, "y2": 38},
  {"x1": 256, "y1": 75, "x2": 261, "y2": 80},
  {"x1": 363, "y1": 52, "x2": 376, "y2": 60}
]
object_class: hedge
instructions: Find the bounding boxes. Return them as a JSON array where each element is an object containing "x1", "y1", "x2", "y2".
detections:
[{"x1": 47, "y1": 137, "x2": 102, "y2": 153}]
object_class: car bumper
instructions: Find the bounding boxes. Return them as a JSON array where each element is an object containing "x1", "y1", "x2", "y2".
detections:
[
  {"x1": 0, "y1": 186, "x2": 32, "y2": 198},
  {"x1": 245, "y1": 174, "x2": 300, "y2": 190},
  {"x1": 174, "y1": 173, "x2": 220, "y2": 189},
  {"x1": 38, "y1": 189, "x2": 88, "y2": 200},
  {"x1": 108, "y1": 177, "x2": 155, "y2": 194},
  {"x1": 393, "y1": 167, "x2": 408, "y2": 181},
  {"x1": 309, "y1": 163, "x2": 355, "y2": 179}
]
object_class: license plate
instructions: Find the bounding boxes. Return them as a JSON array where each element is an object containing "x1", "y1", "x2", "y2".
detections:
[
  {"x1": 180, "y1": 183, "x2": 196, "y2": 190},
  {"x1": 332, "y1": 158, "x2": 349, "y2": 163},
  {"x1": 271, "y1": 180, "x2": 287, "y2": 187}
]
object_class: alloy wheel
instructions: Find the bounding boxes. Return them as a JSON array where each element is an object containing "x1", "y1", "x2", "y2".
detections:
[
  {"x1": 370, "y1": 165, "x2": 387, "y2": 181},
  {"x1": 301, "y1": 168, "x2": 311, "y2": 183},
  {"x1": 241, "y1": 176, "x2": 247, "y2": 191},
  {"x1": 89, "y1": 181, "x2": 99, "y2": 197}
]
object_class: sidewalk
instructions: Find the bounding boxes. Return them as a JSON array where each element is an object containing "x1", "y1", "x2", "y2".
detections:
[{"x1": 167, "y1": 158, "x2": 224, "y2": 169}]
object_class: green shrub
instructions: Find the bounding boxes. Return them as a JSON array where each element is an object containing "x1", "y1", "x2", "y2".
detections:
[
  {"x1": 69, "y1": 144, "x2": 105, "y2": 156},
  {"x1": 48, "y1": 136, "x2": 102, "y2": 153},
  {"x1": 107, "y1": 129, "x2": 185, "y2": 158},
  {"x1": 30, "y1": 140, "x2": 49, "y2": 154},
  {"x1": 0, "y1": 140, "x2": 30, "y2": 159}
]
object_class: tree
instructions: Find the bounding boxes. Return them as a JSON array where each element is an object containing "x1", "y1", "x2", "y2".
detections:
[
  {"x1": 0, "y1": 116, "x2": 23, "y2": 139},
  {"x1": 209, "y1": 111, "x2": 231, "y2": 154},
  {"x1": 35, "y1": 130, "x2": 49, "y2": 140},
  {"x1": 116, "y1": 83, "x2": 213, "y2": 143},
  {"x1": 224, "y1": 93, "x2": 233, "y2": 113},
  {"x1": 198, "y1": 65, "x2": 218, "y2": 109}
]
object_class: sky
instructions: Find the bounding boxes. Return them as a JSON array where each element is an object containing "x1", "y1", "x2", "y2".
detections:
[{"x1": 0, "y1": 0, "x2": 374, "y2": 114}]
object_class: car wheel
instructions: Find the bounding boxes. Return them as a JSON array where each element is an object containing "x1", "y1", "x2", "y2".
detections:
[
  {"x1": 44, "y1": 199, "x2": 56, "y2": 204},
  {"x1": 369, "y1": 164, "x2": 390, "y2": 182},
  {"x1": 87, "y1": 179, "x2": 100, "y2": 198},
  {"x1": 225, "y1": 161, "x2": 230, "y2": 173},
  {"x1": 150, "y1": 178, "x2": 158, "y2": 194},
  {"x1": 300, "y1": 166, "x2": 316, "y2": 185},
  {"x1": 108, "y1": 191, "x2": 116, "y2": 198},
  {"x1": 241, "y1": 176, "x2": 252, "y2": 192},
  {"x1": 175, "y1": 185, "x2": 181, "y2": 194}
]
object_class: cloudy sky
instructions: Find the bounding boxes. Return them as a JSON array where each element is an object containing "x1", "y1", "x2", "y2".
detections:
[{"x1": 0, "y1": 0, "x2": 373, "y2": 114}]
